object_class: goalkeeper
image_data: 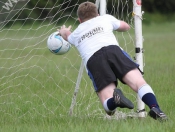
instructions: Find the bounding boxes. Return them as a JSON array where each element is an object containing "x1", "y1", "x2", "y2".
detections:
[{"x1": 59, "y1": 1, "x2": 167, "y2": 121}]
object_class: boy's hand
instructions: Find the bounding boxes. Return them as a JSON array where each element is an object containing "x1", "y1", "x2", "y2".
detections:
[{"x1": 58, "y1": 25, "x2": 72, "y2": 41}]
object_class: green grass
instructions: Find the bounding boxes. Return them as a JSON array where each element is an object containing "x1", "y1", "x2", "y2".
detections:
[{"x1": 0, "y1": 22, "x2": 175, "y2": 132}]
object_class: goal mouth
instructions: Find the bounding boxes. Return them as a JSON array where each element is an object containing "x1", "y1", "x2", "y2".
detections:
[{"x1": 0, "y1": 0, "x2": 145, "y2": 121}]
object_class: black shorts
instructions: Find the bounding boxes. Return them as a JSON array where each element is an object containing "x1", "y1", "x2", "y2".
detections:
[{"x1": 87, "y1": 45, "x2": 140, "y2": 92}]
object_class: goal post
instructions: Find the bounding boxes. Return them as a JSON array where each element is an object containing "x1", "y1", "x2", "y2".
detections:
[
  {"x1": 133, "y1": 0, "x2": 146, "y2": 117},
  {"x1": 95, "y1": 0, "x2": 106, "y2": 15}
]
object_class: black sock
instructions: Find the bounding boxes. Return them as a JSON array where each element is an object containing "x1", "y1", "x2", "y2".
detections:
[
  {"x1": 142, "y1": 93, "x2": 159, "y2": 109},
  {"x1": 106, "y1": 98, "x2": 117, "y2": 111}
]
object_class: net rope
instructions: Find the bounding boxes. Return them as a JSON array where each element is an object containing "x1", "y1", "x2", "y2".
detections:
[{"x1": 0, "y1": 0, "x2": 141, "y2": 121}]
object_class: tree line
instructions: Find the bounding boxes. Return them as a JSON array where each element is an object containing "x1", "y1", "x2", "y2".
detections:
[
  {"x1": 24, "y1": 0, "x2": 175, "y2": 22},
  {"x1": 142, "y1": 0, "x2": 175, "y2": 13},
  {"x1": 1, "y1": 0, "x2": 174, "y2": 27},
  {"x1": 26, "y1": 0, "x2": 175, "y2": 15}
]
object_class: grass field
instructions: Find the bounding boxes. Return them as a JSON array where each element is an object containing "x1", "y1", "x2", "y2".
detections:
[{"x1": 0, "y1": 22, "x2": 175, "y2": 132}]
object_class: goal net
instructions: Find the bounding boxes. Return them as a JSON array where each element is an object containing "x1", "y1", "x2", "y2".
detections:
[{"x1": 0, "y1": 0, "x2": 145, "y2": 122}]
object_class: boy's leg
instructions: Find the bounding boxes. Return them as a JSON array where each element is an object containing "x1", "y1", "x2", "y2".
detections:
[
  {"x1": 122, "y1": 68, "x2": 167, "y2": 120},
  {"x1": 97, "y1": 83, "x2": 134, "y2": 116}
]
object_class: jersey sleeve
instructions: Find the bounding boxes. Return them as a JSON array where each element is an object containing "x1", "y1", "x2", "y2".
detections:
[{"x1": 106, "y1": 14, "x2": 121, "y2": 30}]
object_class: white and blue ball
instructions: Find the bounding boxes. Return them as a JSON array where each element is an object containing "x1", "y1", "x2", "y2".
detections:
[{"x1": 47, "y1": 31, "x2": 71, "y2": 55}]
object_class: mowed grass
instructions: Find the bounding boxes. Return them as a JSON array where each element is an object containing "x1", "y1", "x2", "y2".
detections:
[{"x1": 0, "y1": 22, "x2": 175, "y2": 132}]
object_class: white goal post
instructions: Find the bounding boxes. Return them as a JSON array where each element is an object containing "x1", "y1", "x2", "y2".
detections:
[
  {"x1": 133, "y1": 0, "x2": 146, "y2": 117},
  {"x1": 69, "y1": 0, "x2": 146, "y2": 117}
]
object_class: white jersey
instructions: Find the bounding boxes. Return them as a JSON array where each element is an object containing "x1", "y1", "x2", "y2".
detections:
[{"x1": 68, "y1": 14, "x2": 121, "y2": 67}]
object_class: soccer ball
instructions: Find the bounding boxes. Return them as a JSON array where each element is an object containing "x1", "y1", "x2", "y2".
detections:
[{"x1": 47, "y1": 31, "x2": 71, "y2": 55}]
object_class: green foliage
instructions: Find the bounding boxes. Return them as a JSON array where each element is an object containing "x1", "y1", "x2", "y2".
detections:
[{"x1": 1, "y1": 0, "x2": 175, "y2": 27}]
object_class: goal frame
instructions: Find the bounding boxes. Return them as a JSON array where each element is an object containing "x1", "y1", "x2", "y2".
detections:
[
  {"x1": 133, "y1": 0, "x2": 146, "y2": 117},
  {"x1": 69, "y1": 0, "x2": 146, "y2": 117}
]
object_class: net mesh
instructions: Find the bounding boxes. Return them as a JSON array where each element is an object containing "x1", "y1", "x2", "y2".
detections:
[{"x1": 0, "y1": 0, "x2": 140, "y2": 121}]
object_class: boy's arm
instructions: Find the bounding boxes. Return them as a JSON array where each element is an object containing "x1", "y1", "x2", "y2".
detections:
[
  {"x1": 116, "y1": 21, "x2": 130, "y2": 32},
  {"x1": 58, "y1": 25, "x2": 72, "y2": 41}
]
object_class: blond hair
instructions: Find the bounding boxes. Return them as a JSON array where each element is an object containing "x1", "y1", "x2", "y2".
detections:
[{"x1": 77, "y1": 2, "x2": 98, "y2": 22}]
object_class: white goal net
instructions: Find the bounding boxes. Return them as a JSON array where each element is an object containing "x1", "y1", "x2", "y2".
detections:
[{"x1": 0, "y1": 0, "x2": 145, "y2": 121}]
